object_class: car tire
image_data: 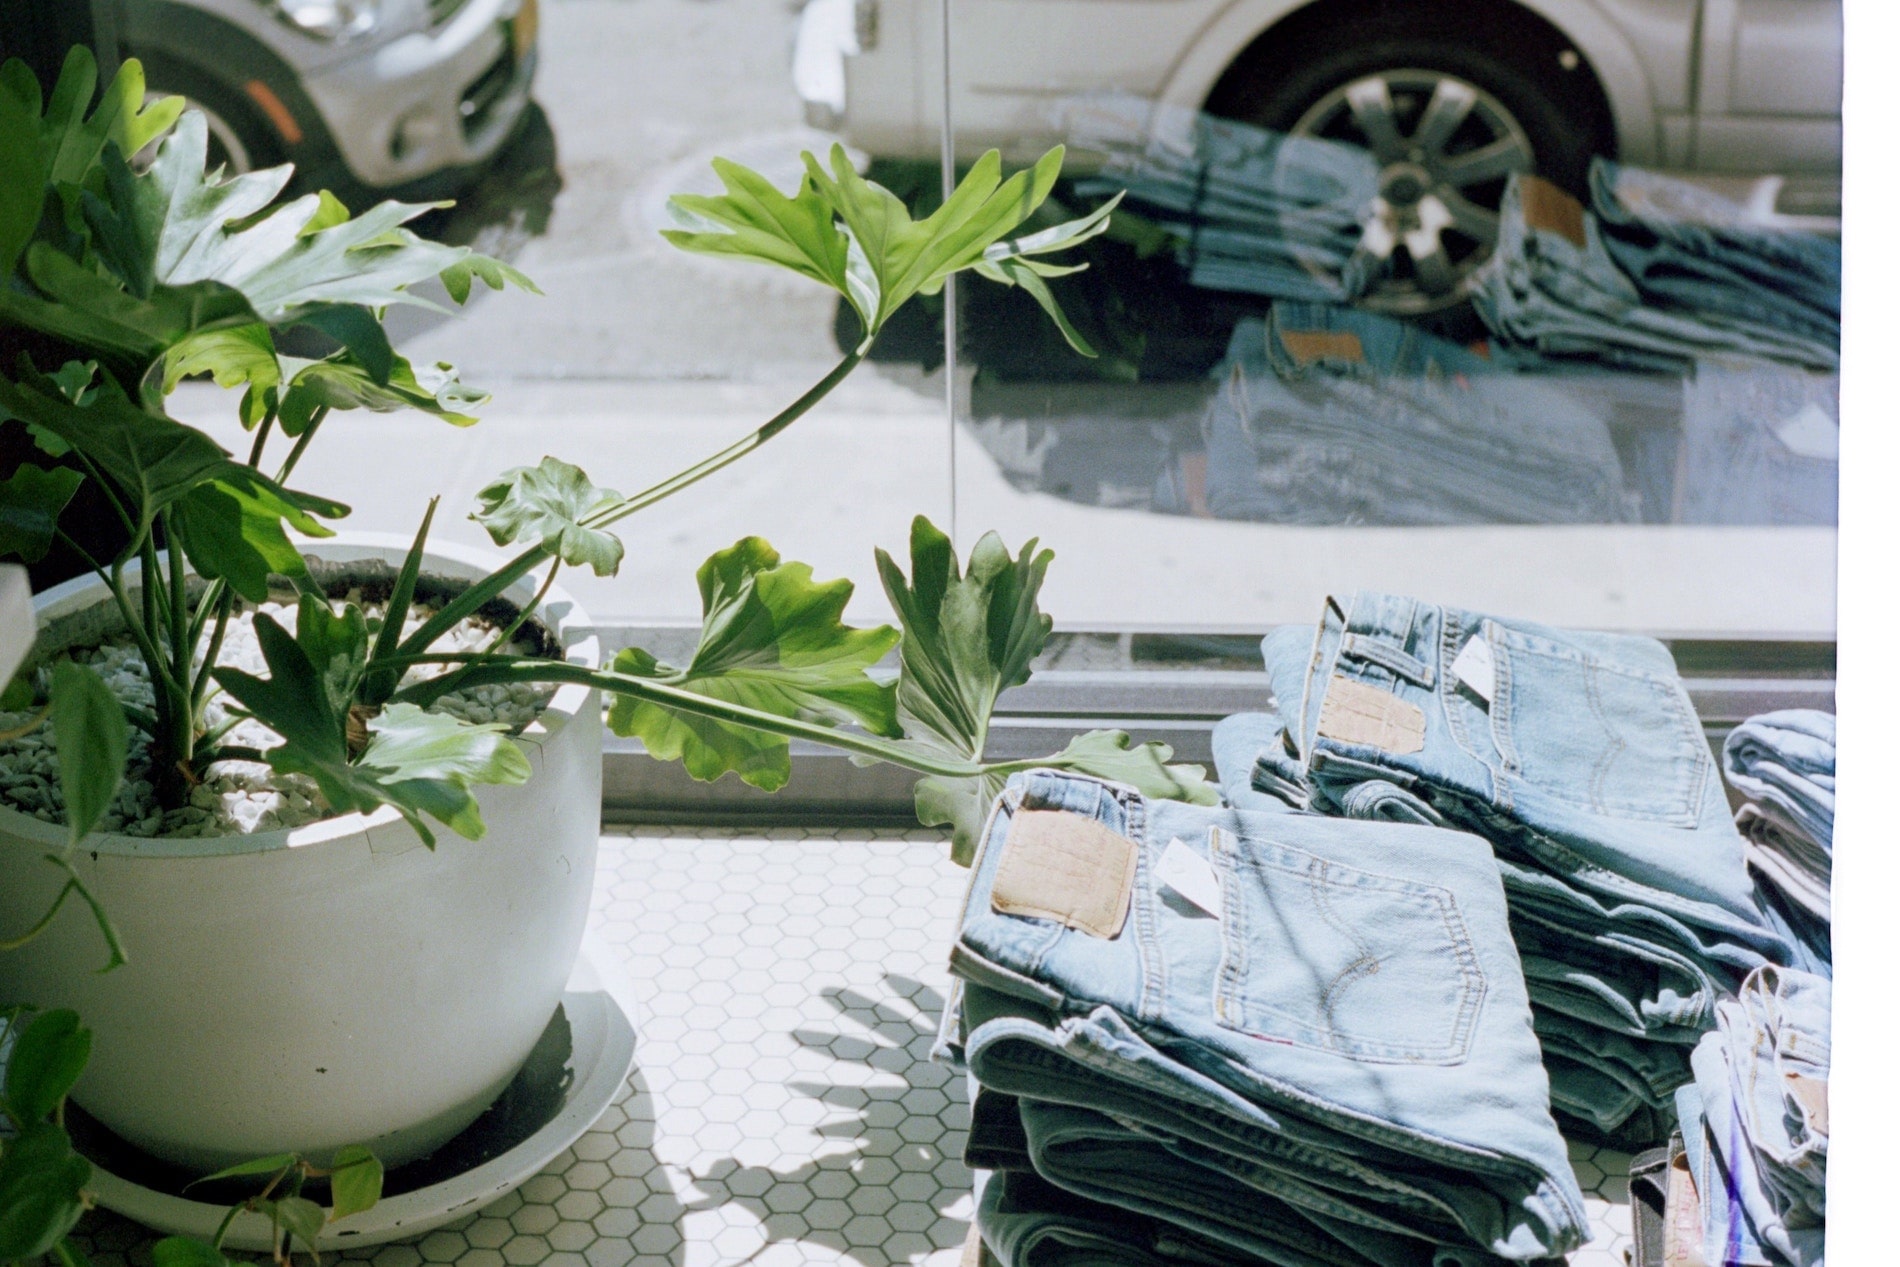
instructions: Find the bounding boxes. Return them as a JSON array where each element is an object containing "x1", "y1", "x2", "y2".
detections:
[
  {"x1": 1210, "y1": 14, "x2": 1610, "y2": 318},
  {"x1": 128, "y1": 51, "x2": 288, "y2": 177}
]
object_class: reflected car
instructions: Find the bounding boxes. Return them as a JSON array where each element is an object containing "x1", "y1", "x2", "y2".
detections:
[
  {"x1": 121, "y1": 0, "x2": 538, "y2": 203},
  {"x1": 794, "y1": 0, "x2": 1841, "y2": 313}
]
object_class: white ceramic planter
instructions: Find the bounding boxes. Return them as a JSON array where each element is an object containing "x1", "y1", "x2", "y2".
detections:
[{"x1": 0, "y1": 537, "x2": 603, "y2": 1173}]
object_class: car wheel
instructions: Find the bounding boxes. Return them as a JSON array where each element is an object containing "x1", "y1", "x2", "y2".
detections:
[
  {"x1": 128, "y1": 53, "x2": 288, "y2": 176},
  {"x1": 1212, "y1": 18, "x2": 1607, "y2": 316}
]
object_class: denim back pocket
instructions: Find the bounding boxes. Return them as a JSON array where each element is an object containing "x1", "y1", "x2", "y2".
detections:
[
  {"x1": 1209, "y1": 828, "x2": 1487, "y2": 1064},
  {"x1": 1486, "y1": 625, "x2": 1710, "y2": 826}
]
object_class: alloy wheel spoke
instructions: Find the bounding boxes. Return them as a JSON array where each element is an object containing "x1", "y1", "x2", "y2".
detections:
[
  {"x1": 1344, "y1": 77, "x2": 1410, "y2": 162},
  {"x1": 1438, "y1": 189, "x2": 1502, "y2": 246},
  {"x1": 1412, "y1": 79, "x2": 1479, "y2": 158},
  {"x1": 1440, "y1": 134, "x2": 1534, "y2": 187},
  {"x1": 1407, "y1": 237, "x2": 1458, "y2": 295}
]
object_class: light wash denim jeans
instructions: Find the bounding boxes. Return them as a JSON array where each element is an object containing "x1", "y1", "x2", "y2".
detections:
[
  {"x1": 947, "y1": 768, "x2": 1589, "y2": 1264},
  {"x1": 1472, "y1": 175, "x2": 1838, "y2": 372},
  {"x1": 1675, "y1": 966, "x2": 1828, "y2": 1266},
  {"x1": 1258, "y1": 594, "x2": 1792, "y2": 1137}
]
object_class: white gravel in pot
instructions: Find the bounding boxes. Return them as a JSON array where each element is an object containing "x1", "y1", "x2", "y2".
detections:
[{"x1": 0, "y1": 594, "x2": 556, "y2": 839}]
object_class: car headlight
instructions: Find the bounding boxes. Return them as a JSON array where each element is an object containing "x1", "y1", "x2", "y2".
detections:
[{"x1": 266, "y1": 0, "x2": 383, "y2": 40}]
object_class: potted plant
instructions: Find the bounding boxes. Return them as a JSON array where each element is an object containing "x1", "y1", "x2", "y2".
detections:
[{"x1": 0, "y1": 46, "x2": 1215, "y2": 1182}]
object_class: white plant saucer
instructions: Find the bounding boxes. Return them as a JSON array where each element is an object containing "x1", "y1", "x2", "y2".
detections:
[{"x1": 82, "y1": 944, "x2": 638, "y2": 1252}]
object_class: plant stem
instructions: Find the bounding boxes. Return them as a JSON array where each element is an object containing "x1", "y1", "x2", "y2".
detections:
[
  {"x1": 391, "y1": 659, "x2": 1030, "y2": 782},
  {"x1": 246, "y1": 401, "x2": 278, "y2": 469},
  {"x1": 190, "y1": 583, "x2": 239, "y2": 732},
  {"x1": 273, "y1": 406, "x2": 329, "y2": 485},
  {"x1": 398, "y1": 348, "x2": 870, "y2": 663},
  {"x1": 489, "y1": 562, "x2": 559, "y2": 653},
  {"x1": 582, "y1": 349, "x2": 865, "y2": 533}
]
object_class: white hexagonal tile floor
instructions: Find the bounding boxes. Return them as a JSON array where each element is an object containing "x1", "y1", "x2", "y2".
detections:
[{"x1": 70, "y1": 828, "x2": 1640, "y2": 1266}]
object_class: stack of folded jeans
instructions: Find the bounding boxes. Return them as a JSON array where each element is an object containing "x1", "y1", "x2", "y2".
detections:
[
  {"x1": 1472, "y1": 168, "x2": 1839, "y2": 373},
  {"x1": 942, "y1": 767, "x2": 1591, "y2": 1266},
  {"x1": 1233, "y1": 592, "x2": 1793, "y2": 1143},
  {"x1": 1200, "y1": 304, "x2": 1635, "y2": 525},
  {"x1": 1062, "y1": 94, "x2": 1379, "y2": 304},
  {"x1": 1722, "y1": 712, "x2": 1835, "y2": 972},
  {"x1": 1672, "y1": 965, "x2": 1829, "y2": 1266},
  {"x1": 1591, "y1": 163, "x2": 1841, "y2": 362}
]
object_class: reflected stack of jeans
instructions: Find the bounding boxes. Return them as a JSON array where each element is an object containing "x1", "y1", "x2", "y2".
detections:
[
  {"x1": 1237, "y1": 593, "x2": 1793, "y2": 1143},
  {"x1": 1678, "y1": 362, "x2": 1839, "y2": 526},
  {"x1": 1672, "y1": 966, "x2": 1829, "y2": 1266},
  {"x1": 1062, "y1": 94, "x2": 1379, "y2": 303},
  {"x1": 1201, "y1": 304, "x2": 1635, "y2": 525},
  {"x1": 1592, "y1": 164, "x2": 1841, "y2": 361},
  {"x1": 1722, "y1": 712, "x2": 1835, "y2": 973},
  {"x1": 943, "y1": 768, "x2": 1590, "y2": 1267},
  {"x1": 1472, "y1": 167, "x2": 1839, "y2": 373}
]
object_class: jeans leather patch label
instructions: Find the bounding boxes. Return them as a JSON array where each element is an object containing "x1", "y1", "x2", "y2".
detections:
[
  {"x1": 1519, "y1": 175, "x2": 1587, "y2": 248},
  {"x1": 991, "y1": 809, "x2": 1137, "y2": 939},
  {"x1": 1786, "y1": 1072, "x2": 1828, "y2": 1137},
  {"x1": 1278, "y1": 329, "x2": 1365, "y2": 366},
  {"x1": 1316, "y1": 675, "x2": 1427, "y2": 754}
]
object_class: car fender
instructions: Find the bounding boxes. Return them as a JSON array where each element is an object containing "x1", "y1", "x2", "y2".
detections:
[{"x1": 1151, "y1": 0, "x2": 1663, "y2": 163}]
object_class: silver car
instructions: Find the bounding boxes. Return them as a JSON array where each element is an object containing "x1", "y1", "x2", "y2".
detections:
[
  {"x1": 795, "y1": 0, "x2": 1842, "y2": 312},
  {"x1": 121, "y1": 0, "x2": 538, "y2": 201}
]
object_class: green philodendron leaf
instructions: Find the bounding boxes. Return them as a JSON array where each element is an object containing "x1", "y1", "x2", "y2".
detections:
[
  {"x1": 355, "y1": 703, "x2": 533, "y2": 840},
  {"x1": 279, "y1": 353, "x2": 488, "y2": 432},
  {"x1": 0, "y1": 1122, "x2": 91, "y2": 1261},
  {"x1": 472, "y1": 456, "x2": 624, "y2": 576},
  {"x1": 326, "y1": 1146, "x2": 383, "y2": 1221},
  {"x1": 173, "y1": 466, "x2": 348, "y2": 603},
  {"x1": 50, "y1": 660, "x2": 129, "y2": 845},
  {"x1": 662, "y1": 160, "x2": 862, "y2": 326},
  {"x1": 0, "y1": 367, "x2": 229, "y2": 528},
  {"x1": 3, "y1": 1009, "x2": 90, "y2": 1123},
  {"x1": 212, "y1": 611, "x2": 528, "y2": 849},
  {"x1": 606, "y1": 537, "x2": 900, "y2": 791},
  {"x1": 875, "y1": 516, "x2": 1052, "y2": 764},
  {"x1": 0, "y1": 48, "x2": 184, "y2": 278},
  {"x1": 151, "y1": 1238, "x2": 230, "y2": 1267},
  {"x1": 801, "y1": 145, "x2": 1066, "y2": 335},
  {"x1": 439, "y1": 253, "x2": 541, "y2": 304},
  {"x1": 662, "y1": 145, "x2": 1110, "y2": 352},
  {"x1": 0, "y1": 463, "x2": 83, "y2": 563},
  {"x1": 161, "y1": 323, "x2": 280, "y2": 393}
]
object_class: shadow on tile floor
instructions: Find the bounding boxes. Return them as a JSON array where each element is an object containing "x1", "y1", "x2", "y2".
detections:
[{"x1": 679, "y1": 975, "x2": 969, "y2": 1266}]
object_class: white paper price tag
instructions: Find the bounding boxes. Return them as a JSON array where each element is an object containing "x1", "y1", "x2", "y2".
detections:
[
  {"x1": 1451, "y1": 635, "x2": 1496, "y2": 703},
  {"x1": 1155, "y1": 838, "x2": 1223, "y2": 918}
]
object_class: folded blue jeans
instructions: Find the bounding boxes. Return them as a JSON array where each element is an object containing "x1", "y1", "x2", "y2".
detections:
[
  {"x1": 1676, "y1": 965, "x2": 1829, "y2": 1266},
  {"x1": 948, "y1": 769, "x2": 1589, "y2": 1263},
  {"x1": 1260, "y1": 593, "x2": 1792, "y2": 998}
]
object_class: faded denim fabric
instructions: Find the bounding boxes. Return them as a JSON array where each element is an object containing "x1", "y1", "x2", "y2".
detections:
[
  {"x1": 1678, "y1": 363, "x2": 1839, "y2": 528},
  {"x1": 1258, "y1": 594, "x2": 1792, "y2": 1137},
  {"x1": 949, "y1": 769, "x2": 1588, "y2": 1264},
  {"x1": 1066, "y1": 95, "x2": 1377, "y2": 304},
  {"x1": 1675, "y1": 966, "x2": 1829, "y2": 1267},
  {"x1": 1201, "y1": 315, "x2": 1633, "y2": 526},
  {"x1": 1723, "y1": 710, "x2": 1835, "y2": 922},
  {"x1": 1210, "y1": 710, "x2": 1310, "y2": 814},
  {"x1": 973, "y1": 1167, "x2": 1240, "y2": 1267},
  {"x1": 1472, "y1": 175, "x2": 1838, "y2": 373},
  {"x1": 1590, "y1": 162, "x2": 1840, "y2": 351}
]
